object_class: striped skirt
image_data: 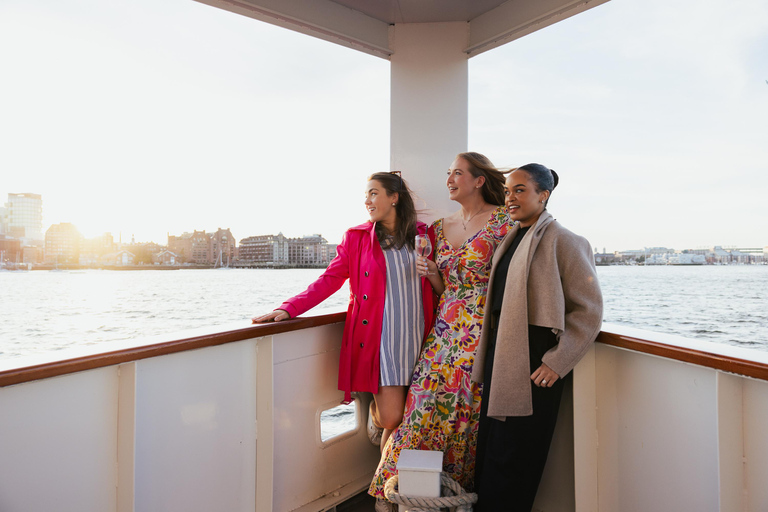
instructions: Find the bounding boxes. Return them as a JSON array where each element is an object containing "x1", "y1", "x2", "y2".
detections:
[{"x1": 379, "y1": 243, "x2": 424, "y2": 386}]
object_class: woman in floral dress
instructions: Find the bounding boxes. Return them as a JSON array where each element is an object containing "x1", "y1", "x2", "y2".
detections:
[{"x1": 369, "y1": 152, "x2": 511, "y2": 505}]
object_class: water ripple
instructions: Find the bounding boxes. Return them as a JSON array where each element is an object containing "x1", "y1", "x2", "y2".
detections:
[{"x1": 1, "y1": 266, "x2": 767, "y2": 359}]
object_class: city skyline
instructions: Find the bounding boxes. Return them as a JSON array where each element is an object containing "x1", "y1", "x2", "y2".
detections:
[
  {"x1": 1, "y1": 0, "x2": 766, "y2": 253},
  {"x1": 4, "y1": 191, "x2": 765, "y2": 255}
]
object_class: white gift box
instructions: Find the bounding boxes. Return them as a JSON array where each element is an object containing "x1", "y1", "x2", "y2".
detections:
[{"x1": 396, "y1": 449, "x2": 444, "y2": 498}]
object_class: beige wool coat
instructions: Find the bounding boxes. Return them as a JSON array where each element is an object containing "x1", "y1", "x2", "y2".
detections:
[{"x1": 471, "y1": 211, "x2": 603, "y2": 419}]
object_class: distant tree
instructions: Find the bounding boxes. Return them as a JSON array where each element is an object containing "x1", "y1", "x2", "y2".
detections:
[{"x1": 130, "y1": 245, "x2": 153, "y2": 265}]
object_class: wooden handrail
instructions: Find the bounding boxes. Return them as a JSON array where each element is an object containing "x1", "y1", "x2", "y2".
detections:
[
  {"x1": 0, "y1": 313, "x2": 345, "y2": 388},
  {"x1": 596, "y1": 330, "x2": 768, "y2": 382},
  {"x1": 2, "y1": 312, "x2": 767, "y2": 387}
]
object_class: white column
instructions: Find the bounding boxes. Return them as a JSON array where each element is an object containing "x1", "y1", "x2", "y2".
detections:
[{"x1": 390, "y1": 22, "x2": 468, "y2": 223}]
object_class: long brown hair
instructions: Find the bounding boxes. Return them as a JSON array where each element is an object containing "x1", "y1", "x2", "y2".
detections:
[
  {"x1": 368, "y1": 172, "x2": 417, "y2": 250},
  {"x1": 456, "y1": 152, "x2": 506, "y2": 206}
]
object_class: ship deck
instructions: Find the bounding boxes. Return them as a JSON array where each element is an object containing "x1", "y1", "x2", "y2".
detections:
[{"x1": 1, "y1": 313, "x2": 767, "y2": 511}]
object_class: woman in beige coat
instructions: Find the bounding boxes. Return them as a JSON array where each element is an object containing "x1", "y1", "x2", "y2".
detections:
[{"x1": 472, "y1": 164, "x2": 603, "y2": 512}]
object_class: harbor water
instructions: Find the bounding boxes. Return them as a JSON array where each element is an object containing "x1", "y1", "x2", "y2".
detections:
[{"x1": 1, "y1": 265, "x2": 767, "y2": 360}]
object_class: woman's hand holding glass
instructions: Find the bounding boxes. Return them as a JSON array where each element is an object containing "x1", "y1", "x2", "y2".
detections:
[
  {"x1": 415, "y1": 235, "x2": 435, "y2": 276},
  {"x1": 416, "y1": 256, "x2": 439, "y2": 276}
]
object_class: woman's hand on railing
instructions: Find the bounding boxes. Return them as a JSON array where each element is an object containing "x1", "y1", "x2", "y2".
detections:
[{"x1": 252, "y1": 309, "x2": 291, "y2": 323}]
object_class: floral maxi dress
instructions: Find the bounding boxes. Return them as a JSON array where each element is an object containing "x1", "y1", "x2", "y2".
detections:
[{"x1": 369, "y1": 207, "x2": 511, "y2": 496}]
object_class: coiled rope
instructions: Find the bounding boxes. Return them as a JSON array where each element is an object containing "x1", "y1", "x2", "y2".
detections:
[{"x1": 383, "y1": 473, "x2": 478, "y2": 512}]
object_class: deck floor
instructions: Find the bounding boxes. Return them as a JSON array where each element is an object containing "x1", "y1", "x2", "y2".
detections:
[{"x1": 336, "y1": 489, "x2": 376, "y2": 512}]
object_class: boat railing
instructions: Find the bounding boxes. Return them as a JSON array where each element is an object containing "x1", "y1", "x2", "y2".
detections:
[{"x1": 1, "y1": 314, "x2": 767, "y2": 511}]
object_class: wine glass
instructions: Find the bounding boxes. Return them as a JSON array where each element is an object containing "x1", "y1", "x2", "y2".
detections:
[{"x1": 415, "y1": 234, "x2": 432, "y2": 275}]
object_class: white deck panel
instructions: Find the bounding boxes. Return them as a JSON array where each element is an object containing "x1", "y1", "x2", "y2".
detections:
[
  {"x1": 133, "y1": 340, "x2": 257, "y2": 512},
  {"x1": 0, "y1": 367, "x2": 119, "y2": 512},
  {"x1": 594, "y1": 343, "x2": 720, "y2": 511},
  {"x1": 267, "y1": 324, "x2": 380, "y2": 512}
]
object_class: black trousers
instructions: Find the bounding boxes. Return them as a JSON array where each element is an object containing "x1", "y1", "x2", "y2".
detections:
[{"x1": 474, "y1": 324, "x2": 567, "y2": 512}]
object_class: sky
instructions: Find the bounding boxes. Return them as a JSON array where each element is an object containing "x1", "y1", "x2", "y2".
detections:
[{"x1": 0, "y1": 0, "x2": 766, "y2": 252}]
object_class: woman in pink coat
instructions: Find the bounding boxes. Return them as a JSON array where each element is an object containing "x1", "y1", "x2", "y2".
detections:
[{"x1": 253, "y1": 172, "x2": 436, "y2": 451}]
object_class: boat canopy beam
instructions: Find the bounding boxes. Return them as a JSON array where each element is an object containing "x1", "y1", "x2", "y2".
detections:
[
  {"x1": 194, "y1": 0, "x2": 393, "y2": 58},
  {"x1": 467, "y1": 0, "x2": 611, "y2": 56},
  {"x1": 193, "y1": 0, "x2": 611, "y2": 59}
]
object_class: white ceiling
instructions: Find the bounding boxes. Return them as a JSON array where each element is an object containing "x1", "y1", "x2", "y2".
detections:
[
  {"x1": 329, "y1": 0, "x2": 510, "y2": 24},
  {"x1": 195, "y1": 0, "x2": 610, "y2": 58}
]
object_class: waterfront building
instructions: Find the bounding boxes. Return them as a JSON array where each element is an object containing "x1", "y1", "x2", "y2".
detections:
[
  {"x1": 615, "y1": 247, "x2": 677, "y2": 264},
  {"x1": 6, "y1": 193, "x2": 43, "y2": 244},
  {"x1": 0, "y1": 237, "x2": 22, "y2": 266},
  {"x1": 288, "y1": 234, "x2": 331, "y2": 267},
  {"x1": 238, "y1": 233, "x2": 337, "y2": 267},
  {"x1": 731, "y1": 247, "x2": 765, "y2": 264},
  {"x1": 594, "y1": 251, "x2": 619, "y2": 265},
  {"x1": 707, "y1": 246, "x2": 742, "y2": 265},
  {"x1": 153, "y1": 250, "x2": 179, "y2": 266},
  {"x1": 168, "y1": 230, "x2": 234, "y2": 265},
  {"x1": 210, "y1": 228, "x2": 236, "y2": 267},
  {"x1": 238, "y1": 233, "x2": 288, "y2": 264},
  {"x1": 168, "y1": 230, "x2": 212, "y2": 264},
  {"x1": 0, "y1": 205, "x2": 8, "y2": 235},
  {"x1": 80, "y1": 233, "x2": 117, "y2": 266},
  {"x1": 44, "y1": 223, "x2": 83, "y2": 264},
  {"x1": 102, "y1": 249, "x2": 136, "y2": 266},
  {"x1": 645, "y1": 247, "x2": 673, "y2": 255},
  {"x1": 322, "y1": 242, "x2": 338, "y2": 263},
  {"x1": 21, "y1": 245, "x2": 43, "y2": 265},
  {"x1": 123, "y1": 241, "x2": 165, "y2": 265},
  {"x1": 616, "y1": 249, "x2": 645, "y2": 262},
  {"x1": 665, "y1": 253, "x2": 706, "y2": 265}
]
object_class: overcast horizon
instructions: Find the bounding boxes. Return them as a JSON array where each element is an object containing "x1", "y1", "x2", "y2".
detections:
[{"x1": 1, "y1": 0, "x2": 766, "y2": 253}]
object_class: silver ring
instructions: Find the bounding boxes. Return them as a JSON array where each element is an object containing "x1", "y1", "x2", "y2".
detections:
[{"x1": 542, "y1": 379, "x2": 547, "y2": 385}]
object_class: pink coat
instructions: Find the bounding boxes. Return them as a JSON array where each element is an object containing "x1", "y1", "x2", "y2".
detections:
[{"x1": 279, "y1": 221, "x2": 436, "y2": 402}]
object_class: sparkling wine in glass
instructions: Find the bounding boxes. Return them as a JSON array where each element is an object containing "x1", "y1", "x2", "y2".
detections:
[{"x1": 415, "y1": 234, "x2": 432, "y2": 274}]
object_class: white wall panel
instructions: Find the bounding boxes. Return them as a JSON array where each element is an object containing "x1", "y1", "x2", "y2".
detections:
[
  {"x1": 133, "y1": 340, "x2": 257, "y2": 512},
  {"x1": 0, "y1": 368, "x2": 118, "y2": 512},
  {"x1": 595, "y1": 345, "x2": 719, "y2": 512},
  {"x1": 269, "y1": 324, "x2": 380, "y2": 512}
]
